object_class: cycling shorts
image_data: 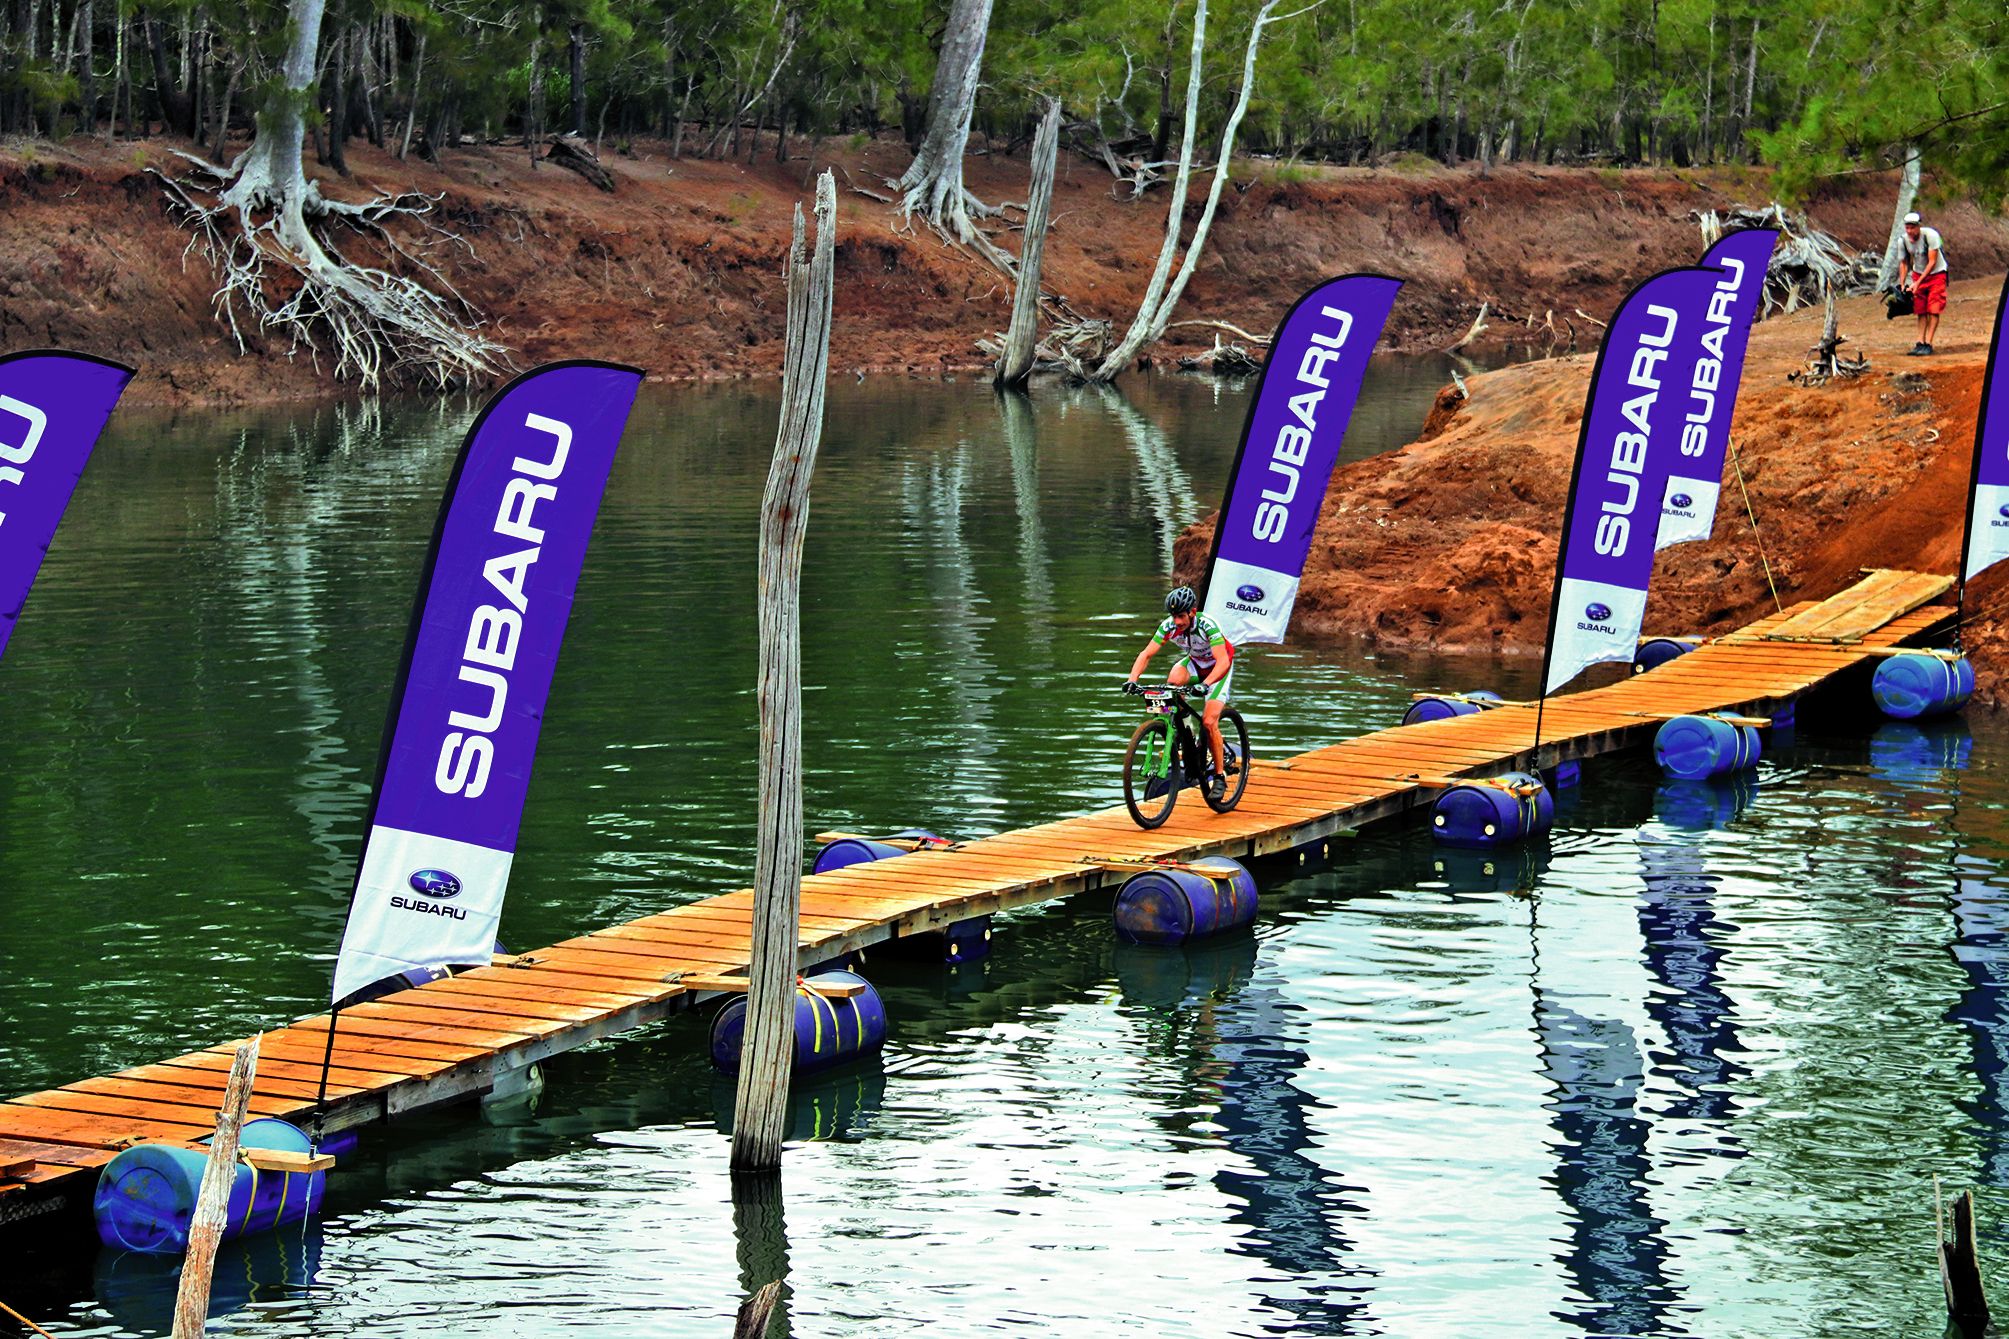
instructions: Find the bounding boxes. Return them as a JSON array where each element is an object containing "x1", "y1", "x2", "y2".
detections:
[{"x1": 1173, "y1": 659, "x2": 1233, "y2": 705}]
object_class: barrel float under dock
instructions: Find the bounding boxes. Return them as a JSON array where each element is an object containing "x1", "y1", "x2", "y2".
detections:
[
  {"x1": 811, "y1": 828, "x2": 950, "y2": 874},
  {"x1": 1113, "y1": 857, "x2": 1257, "y2": 945},
  {"x1": 1634, "y1": 638, "x2": 1696, "y2": 673},
  {"x1": 1871, "y1": 652, "x2": 1974, "y2": 720},
  {"x1": 1430, "y1": 772, "x2": 1553, "y2": 848},
  {"x1": 1401, "y1": 690, "x2": 1502, "y2": 726},
  {"x1": 1653, "y1": 715, "x2": 1762, "y2": 781},
  {"x1": 708, "y1": 970, "x2": 888, "y2": 1076},
  {"x1": 94, "y1": 1119, "x2": 327, "y2": 1256}
]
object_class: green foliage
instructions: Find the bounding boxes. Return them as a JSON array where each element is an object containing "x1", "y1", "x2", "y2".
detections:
[{"x1": 0, "y1": 0, "x2": 1999, "y2": 197}]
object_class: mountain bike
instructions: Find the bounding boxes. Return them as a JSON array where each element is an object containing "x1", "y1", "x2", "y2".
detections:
[{"x1": 1120, "y1": 683, "x2": 1251, "y2": 828}]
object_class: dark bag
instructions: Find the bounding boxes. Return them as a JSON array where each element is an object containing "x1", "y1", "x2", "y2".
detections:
[{"x1": 1885, "y1": 289, "x2": 1915, "y2": 320}]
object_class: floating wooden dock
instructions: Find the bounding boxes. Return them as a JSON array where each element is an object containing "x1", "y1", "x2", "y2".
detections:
[{"x1": 0, "y1": 569, "x2": 1957, "y2": 1231}]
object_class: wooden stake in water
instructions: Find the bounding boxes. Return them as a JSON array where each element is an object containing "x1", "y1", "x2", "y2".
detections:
[
  {"x1": 732, "y1": 171, "x2": 837, "y2": 1173},
  {"x1": 171, "y1": 1037, "x2": 259, "y2": 1339}
]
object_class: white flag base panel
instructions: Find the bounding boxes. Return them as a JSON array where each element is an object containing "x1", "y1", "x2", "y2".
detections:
[
  {"x1": 331, "y1": 826, "x2": 514, "y2": 1005},
  {"x1": 1204, "y1": 558, "x2": 1301, "y2": 648},
  {"x1": 1546, "y1": 578, "x2": 1649, "y2": 695},
  {"x1": 1967, "y1": 483, "x2": 2009, "y2": 584},
  {"x1": 1656, "y1": 476, "x2": 1722, "y2": 550}
]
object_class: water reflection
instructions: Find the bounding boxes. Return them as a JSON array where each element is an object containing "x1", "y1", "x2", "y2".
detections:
[
  {"x1": 1638, "y1": 784, "x2": 1752, "y2": 1129},
  {"x1": 1098, "y1": 386, "x2": 1200, "y2": 576},
  {"x1": 1533, "y1": 975, "x2": 1679, "y2": 1335},
  {"x1": 94, "y1": 1226, "x2": 322, "y2": 1335},
  {"x1": 1118, "y1": 935, "x2": 1376, "y2": 1330},
  {"x1": 710, "y1": 1065, "x2": 887, "y2": 1144},
  {"x1": 997, "y1": 392, "x2": 1055, "y2": 654}
]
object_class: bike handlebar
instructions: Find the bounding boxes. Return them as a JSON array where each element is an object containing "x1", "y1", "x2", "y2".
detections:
[{"x1": 1123, "y1": 681, "x2": 1208, "y2": 697}]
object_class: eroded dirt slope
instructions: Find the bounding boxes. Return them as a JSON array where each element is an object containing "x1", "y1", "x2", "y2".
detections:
[{"x1": 1174, "y1": 282, "x2": 2009, "y2": 700}]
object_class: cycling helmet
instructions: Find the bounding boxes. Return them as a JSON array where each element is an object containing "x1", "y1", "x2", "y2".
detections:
[{"x1": 1165, "y1": 586, "x2": 1199, "y2": 615}]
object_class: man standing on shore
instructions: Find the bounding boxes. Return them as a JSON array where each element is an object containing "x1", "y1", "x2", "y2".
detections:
[{"x1": 1898, "y1": 211, "x2": 1948, "y2": 355}]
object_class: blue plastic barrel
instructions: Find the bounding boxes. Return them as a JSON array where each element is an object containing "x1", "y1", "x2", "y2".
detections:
[
  {"x1": 1653, "y1": 715, "x2": 1762, "y2": 780},
  {"x1": 1871, "y1": 652, "x2": 1975, "y2": 720},
  {"x1": 1634, "y1": 638, "x2": 1695, "y2": 673},
  {"x1": 1430, "y1": 771, "x2": 1553, "y2": 847},
  {"x1": 1112, "y1": 856, "x2": 1257, "y2": 945},
  {"x1": 94, "y1": 1118, "x2": 326, "y2": 1256},
  {"x1": 708, "y1": 970, "x2": 888, "y2": 1075},
  {"x1": 1401, "y1": 690, "x2": 1502, "y2": 726},
  {"x1": 811, "y1": 828, "x2": 946, "y2": 875}
]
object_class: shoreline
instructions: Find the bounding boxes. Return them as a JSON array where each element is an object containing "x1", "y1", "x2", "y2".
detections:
[{"x1": 5, "y1": 134, "x2": 2006, "y2": 406}]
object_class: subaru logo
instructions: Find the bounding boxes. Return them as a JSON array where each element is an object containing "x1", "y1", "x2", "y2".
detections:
[
  {"x1": 1998, "y1": 503, "x2": 2009, "y2": 519},
  {"x1": 408, "y1": 869, "x2": 462, "y2": 899},
  {"x1": 1236, "y1": 583, "x2": 1265, "y2": 602},
  {"x1": 1671, "y1": 492, "x2": 1693, "y2": 508},
  {"x1": 1584, "y1": 602, "x2": 1612, "y2": 621}
]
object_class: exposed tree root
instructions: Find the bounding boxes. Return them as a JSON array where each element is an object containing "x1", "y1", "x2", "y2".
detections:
[{"x1": 154, "y1": 151, "x2": 509, "y2": 393}]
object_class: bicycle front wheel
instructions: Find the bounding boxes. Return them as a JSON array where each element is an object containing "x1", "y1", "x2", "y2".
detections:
[
  {"x1": 1204, "y1": 709, "x2": 1252, "y2": 813},
  {"x1": 1124, "y1": 716, "x2": 1181, "y2": 828}
]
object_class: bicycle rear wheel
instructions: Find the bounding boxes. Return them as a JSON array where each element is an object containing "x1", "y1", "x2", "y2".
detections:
[
  {"x1": 1203, "y1": 709, "x2": 1252, "y2": 813},
  {"x1": 1124, "y1": 716, "x2": 1181, "y2": 828}
]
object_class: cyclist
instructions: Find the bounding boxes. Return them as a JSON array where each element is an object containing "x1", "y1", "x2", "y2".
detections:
[{"x1": 1126, "y1": 585, "x2": 1236, "y2": 799}]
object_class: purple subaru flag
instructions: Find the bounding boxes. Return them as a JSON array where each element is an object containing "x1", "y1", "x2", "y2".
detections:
[
  {"x1": 1543, "y1": 268, "x2": 1724, "y2": 696},
  {"x1": 0, "y1": 350, "x2": 135, "y2": 665},
  {"x1": 1656, "y1": 228, "x2": 1778, "y2": 549},
  {"x1": 1961, "y1": 278, "x2": 2009, "y2": 587},
  {"x1": 1201, "y1": 275, "x2": 1401, "y2": 646},
  {"x1": 332, "y1": 360, "x2": 644, "y2": 1005}
]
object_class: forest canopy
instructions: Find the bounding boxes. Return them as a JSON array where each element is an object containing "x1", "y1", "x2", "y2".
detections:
[{"x1": 1, "y1": 0, "x2": 2001, "y2": 192}]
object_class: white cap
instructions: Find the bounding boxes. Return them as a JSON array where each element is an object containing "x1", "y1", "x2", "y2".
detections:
[{"x1": 1904, "y1": 211, "x2": 1922, "y2": 224}]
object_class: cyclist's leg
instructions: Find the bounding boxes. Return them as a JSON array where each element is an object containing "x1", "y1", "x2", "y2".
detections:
[
  {"x1": 1167, "y1": 658, "x2": 1195, "y2": 687},
  {"x1": 1201, "y1": 669, "x2": 1233, "y2": 775}
]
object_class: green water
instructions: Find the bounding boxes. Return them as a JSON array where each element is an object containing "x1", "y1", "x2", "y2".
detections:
[{"x1": 2, "y1": 366, "x2": 2005, "y2": 1337}]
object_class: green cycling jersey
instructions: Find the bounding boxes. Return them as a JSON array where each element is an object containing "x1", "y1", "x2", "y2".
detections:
[{"x1": 1150, "y1": 611, "x2": 1229, "y2": 676}]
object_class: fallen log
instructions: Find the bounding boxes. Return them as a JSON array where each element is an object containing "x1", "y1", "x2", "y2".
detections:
[{"x1": 546, "y1": 134, "x2": 616, "y2": 192}]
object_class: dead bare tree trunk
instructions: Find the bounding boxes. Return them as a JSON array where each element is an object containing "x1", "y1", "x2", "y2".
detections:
[
  {"x1": 153, "y1": 0, "x2": 506, "y2": 390},
  {"x1": 995, "y1": 99, "x2": 1060, "y2": 390},
  {"x1": 1879, "y1": 143, "x2": 1921, "y2": 291},
  {"x1": 731, "y1": 170, "x2": 837, "y2": 1173},
  {"x1": 567, "y1": 21, "x2": 585, "y2": 137},
  {"x1": 1090, "y1": 0, "x2": 1293, "y2": 383},
  {"x1": 892, "y1": 0, "x2": 995, "y2": 244},
  {"x1": 170, "y1": 1039, "x2": 257, "y2": 1339}
]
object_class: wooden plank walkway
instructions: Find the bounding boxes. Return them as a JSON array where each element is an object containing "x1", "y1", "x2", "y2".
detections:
[{"x1": 0, "y1": 569, "x2": 1957, "y2": 1229}]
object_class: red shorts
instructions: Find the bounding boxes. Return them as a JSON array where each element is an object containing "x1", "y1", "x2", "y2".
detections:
[{"x1": 1914, "y1": 271, "x2": 1948, "y2": 315}]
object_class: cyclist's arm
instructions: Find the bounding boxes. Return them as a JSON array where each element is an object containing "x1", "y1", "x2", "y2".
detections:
[
  {"x1": 1203, "y1": 642, "x2": 1234, "y2": 685},
  {"x1": 1128, "y1": 639, "x2": 1164, "y2": 682}
]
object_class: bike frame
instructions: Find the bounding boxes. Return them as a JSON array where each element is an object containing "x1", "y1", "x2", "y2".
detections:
[{"x1": 1134, "y1": 686, "x2": 1208, "y2": 788}]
